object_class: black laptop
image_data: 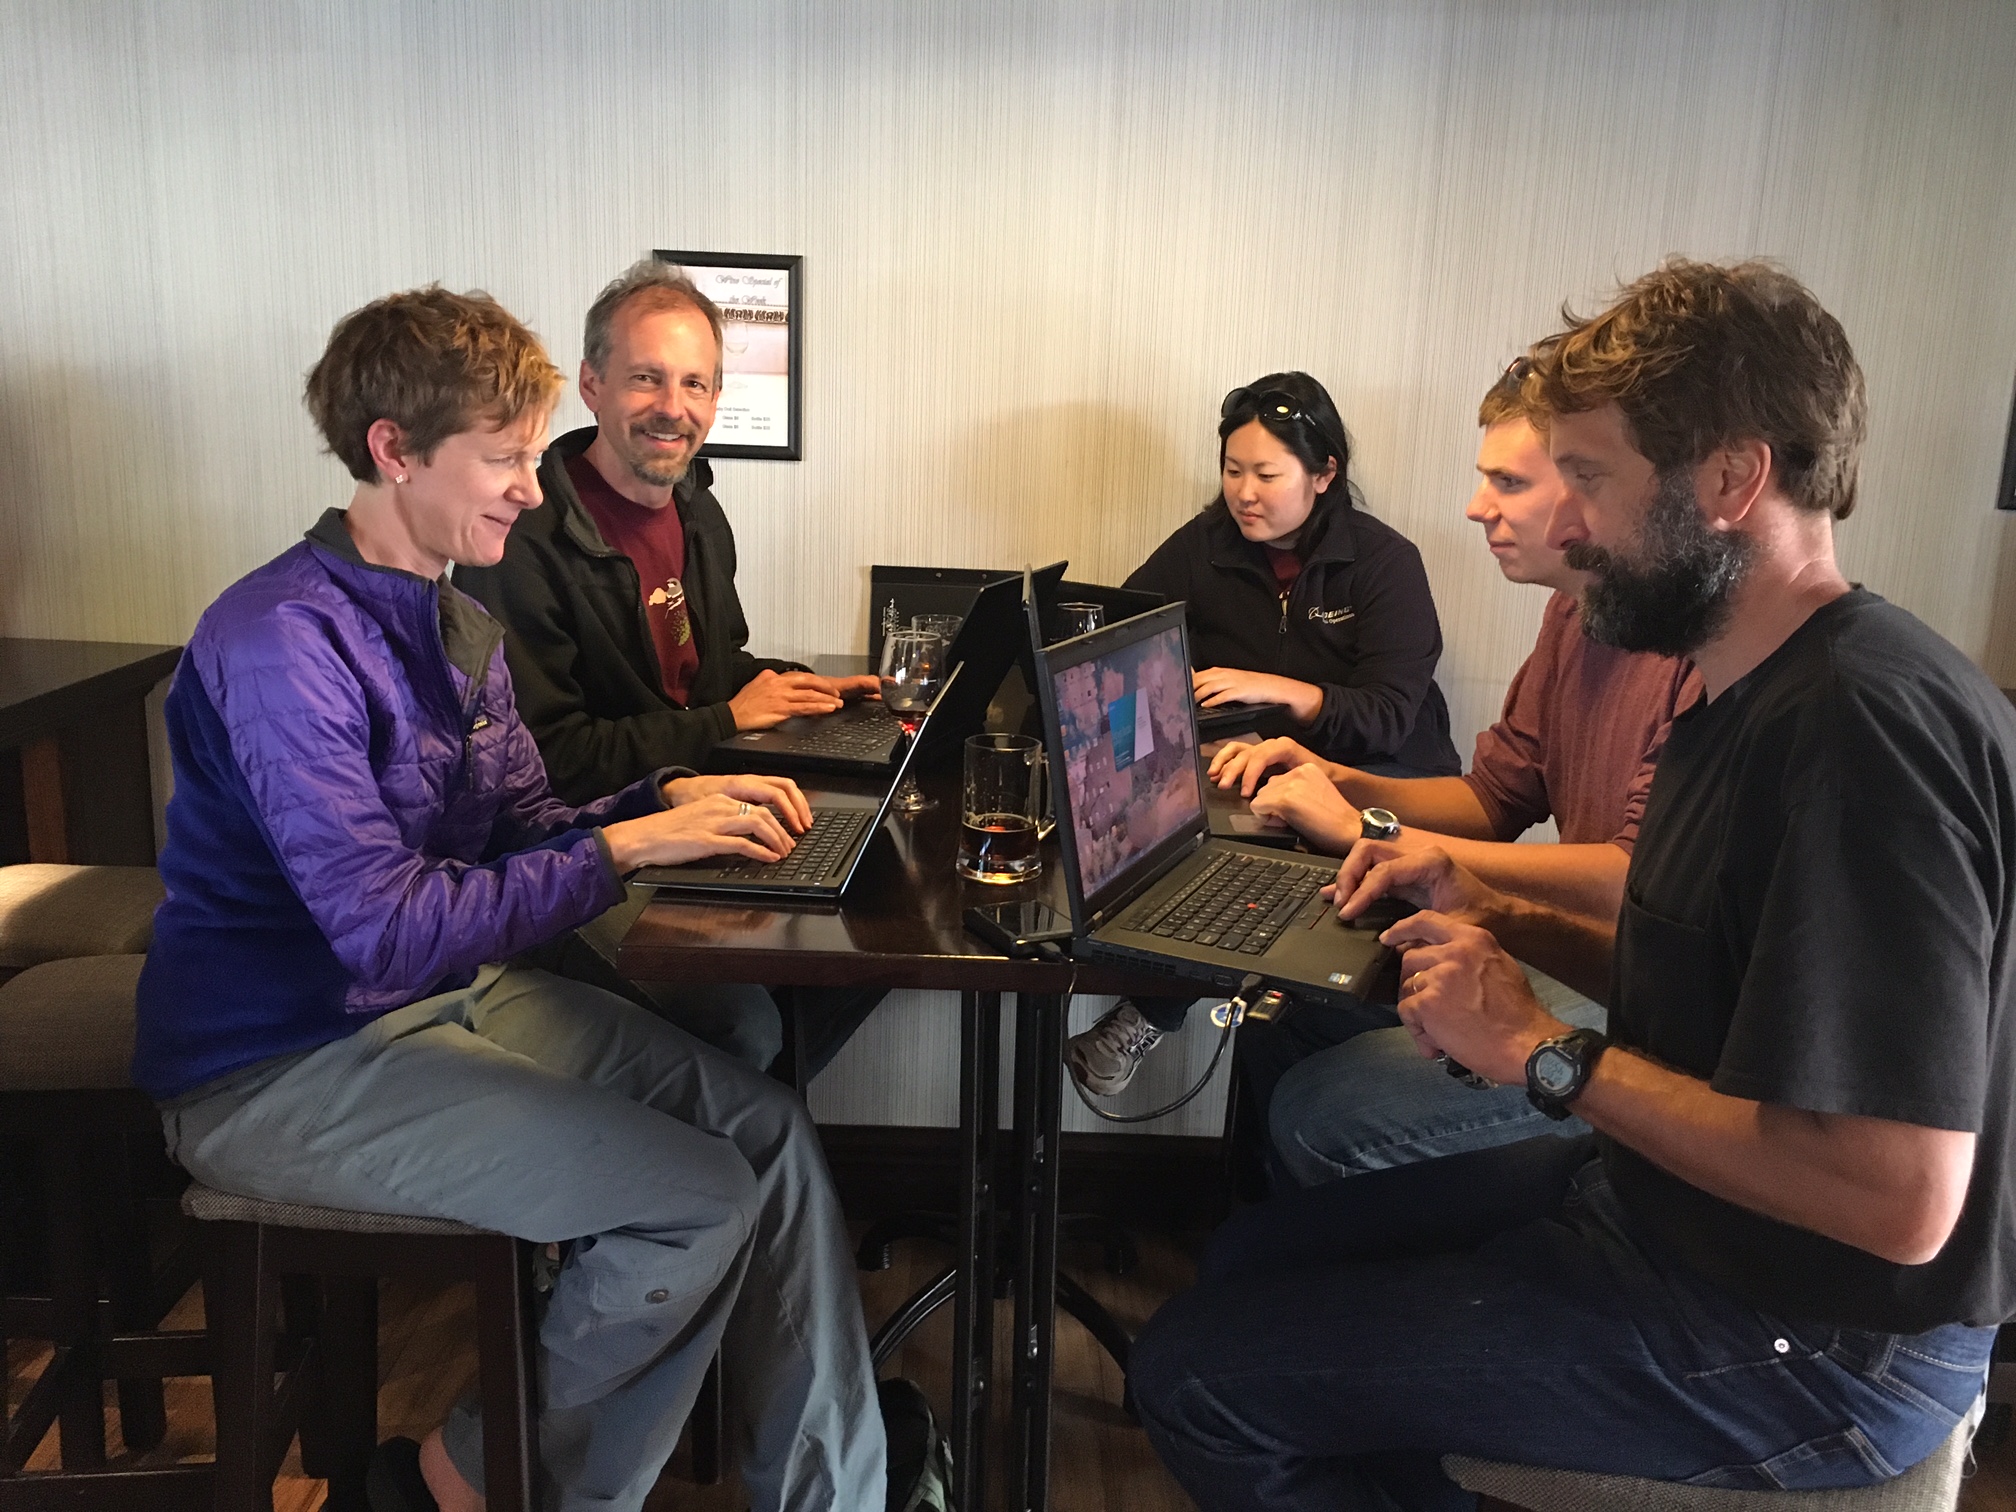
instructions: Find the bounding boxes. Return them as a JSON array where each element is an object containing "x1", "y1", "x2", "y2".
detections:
[
  {"x1": 640, "y1": 667, "x2": 955, "y2": 902},
  {"x1": 717, "y1": 562, "x2": 1066, "y2": 775},
  {"x1": 1030, "y1": 604, "x2": 1391, "y2": 1005}
]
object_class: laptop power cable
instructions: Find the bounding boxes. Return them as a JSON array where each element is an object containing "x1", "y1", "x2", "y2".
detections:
[{"x1": 1069, "y1": 973, "x2": 1270, "y2": 1126}]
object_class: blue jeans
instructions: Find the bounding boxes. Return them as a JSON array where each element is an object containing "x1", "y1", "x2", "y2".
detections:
[
  {"x1": 1130, "y1": 1136, "x2": 1992, "y2": 1512},
  {"x1": 1270, "y1": 966, "x2": 1605, "y2": 1184}
]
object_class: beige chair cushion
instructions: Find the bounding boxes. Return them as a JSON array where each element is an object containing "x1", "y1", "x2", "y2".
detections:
[
  {"x1": 180, "y1": 1181, "x2": 507, "y2": 1239},
  {"x1": 0, "y1": 864, "x2": 163, "y2": 968},
  {"x1": 0, "y1": 953, "x2": 145, "y2": 1091},
  {"x1": 1443, "y1": 1397, "x2": 1978, "y2": 1510}
]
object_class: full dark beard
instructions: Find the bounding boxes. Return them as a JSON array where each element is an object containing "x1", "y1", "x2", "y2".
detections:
[{"x1": 1564, "y1": 468, "x2": 1754, "y2": 658}]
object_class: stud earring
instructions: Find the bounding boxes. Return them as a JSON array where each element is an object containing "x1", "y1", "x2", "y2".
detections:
[{"x1": 395, "y1": 473, "x2": 409, "y2": 483}]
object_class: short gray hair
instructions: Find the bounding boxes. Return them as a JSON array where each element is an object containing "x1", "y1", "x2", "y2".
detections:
[{"x1": 581, "y1": 256, "x2": 724, "y2": 378}]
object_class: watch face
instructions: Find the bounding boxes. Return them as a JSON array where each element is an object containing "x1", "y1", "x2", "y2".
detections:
[{"x1": 1533, "y1": 1044, "x2": 1579, "y2": 1096}]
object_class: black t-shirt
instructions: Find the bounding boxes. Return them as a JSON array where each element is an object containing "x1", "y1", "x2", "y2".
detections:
[{"x1": 1609, "y1": 588, "x2": 2016, "y2": 1332}]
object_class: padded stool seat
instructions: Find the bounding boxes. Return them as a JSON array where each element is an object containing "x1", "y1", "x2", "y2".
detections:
[
  {"x1": 181, "y1": 1184, "x2": 501, "y2": 1238},
  {"x1": 0, "y1": 866, "x2": 163, "y2": 973},
  {"x1": 0, "y1": 953, "x2": 147, "y2": 1091},
  {"x1": 1443, "y1": 1399, "x2": 1979, "y2": 1511}
]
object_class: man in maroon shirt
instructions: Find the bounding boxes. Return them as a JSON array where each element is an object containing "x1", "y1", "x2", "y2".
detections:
[
  {"x1": 457, "y1": 261, "x2": 883, "y2": 1077},
  {"x1": 1202, "y1": 364, "x2": 1700, "y2": 1183}
]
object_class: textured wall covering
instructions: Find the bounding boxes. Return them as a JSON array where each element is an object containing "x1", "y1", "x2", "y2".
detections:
[{"x1": 5, "y1": 0, "x2": 2013, "y2": 1131}]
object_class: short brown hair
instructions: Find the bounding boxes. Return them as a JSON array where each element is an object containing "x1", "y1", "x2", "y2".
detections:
[
  {"x1": 303, "y1": 286, "x2": 563, "y2": 482},
  {"x1": 581, "y1": 257, "x2": 724, "y2": 380},
  {"x1": 1477, "y1": 339, "x2": 1559, "y2": 428},
  {"x1": 1522, "y1": 259, "x2": 1866, "y2": 519}
]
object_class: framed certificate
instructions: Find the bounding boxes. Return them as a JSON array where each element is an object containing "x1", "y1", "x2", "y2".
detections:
[{"x1": 655, "y1": 249, "x2": 802, "y2": 461}]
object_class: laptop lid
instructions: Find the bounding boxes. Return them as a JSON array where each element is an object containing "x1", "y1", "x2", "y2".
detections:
[
  {"x1": 1037, "y1": 580, "x2": 1165, "y2": 645},
  {"x1": 913, "y1": 560, "x2": 1067, "y2": 765},
  {"x1": 1032, "y1": 604, "x2": 1210, "y2": 934},
  {"x1": 868, "y1": 564, "x2": 1015, "y2": 667},
  {"x1": 642, "y1": 663, "x2": 959, "y2": 895}
]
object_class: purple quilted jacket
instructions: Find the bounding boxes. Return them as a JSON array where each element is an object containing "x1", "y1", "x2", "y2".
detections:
[{"x1": 134, "y1": 511, "x2": 670, "y2": 1101}]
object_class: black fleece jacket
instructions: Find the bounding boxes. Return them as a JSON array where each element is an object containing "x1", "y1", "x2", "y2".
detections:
[
  {"x1": 1124, "y1": 500, "x2": 1460, "y2": 774},
  {"x1": 454, "y1": 427, "x2": 799, "y2": 804}
]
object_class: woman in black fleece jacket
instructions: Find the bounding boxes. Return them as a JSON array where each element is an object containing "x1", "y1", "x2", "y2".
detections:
[{"x1": 1124, "y1": 371, "x2": 1459, "y2": 776}]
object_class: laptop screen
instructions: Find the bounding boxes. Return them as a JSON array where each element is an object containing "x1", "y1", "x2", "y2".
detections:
[{"x1": 1049, "y1": 616, "x2": 1204, "y2": 901}]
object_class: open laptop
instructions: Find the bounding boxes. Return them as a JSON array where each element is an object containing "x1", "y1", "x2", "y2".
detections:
[
  {"x1": 1030, "y1": 603, "x2": 1392, "y2": 1005},
  {"x1": 717, "y1": 562, "x2": 1066, "y2": 775},
  {"x1": 640, "y1": 666, "x2": 956, "y2": 902}
]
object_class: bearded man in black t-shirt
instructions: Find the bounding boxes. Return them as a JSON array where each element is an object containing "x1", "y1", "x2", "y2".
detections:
[{"x1": 1129, "y1": 260, "x2": 2011, "y2": 1512}]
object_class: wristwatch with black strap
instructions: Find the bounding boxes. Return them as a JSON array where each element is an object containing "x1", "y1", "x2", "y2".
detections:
[{"x1": 1525, "y1": 1027, "x2": 1610, "y2": 1120}]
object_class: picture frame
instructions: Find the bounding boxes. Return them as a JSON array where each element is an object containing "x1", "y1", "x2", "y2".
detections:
[{"x1": 655, "y1": 249, "x2": 802, "y2": 461}]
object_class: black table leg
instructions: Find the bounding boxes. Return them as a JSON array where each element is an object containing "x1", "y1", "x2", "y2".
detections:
[
  {"x1": 951, "y1": 990, "x2": 1000, "y2": 1512},
  {"x1": 1009, "y1": 991, "x2": 1064, "y2": 1512}
]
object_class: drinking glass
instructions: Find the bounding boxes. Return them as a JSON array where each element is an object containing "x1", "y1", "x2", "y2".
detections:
[
  {"x1": 878, "y1": 629, "x2": 945, "y2": 814},
  {"x1": 912, "y1": 613, "x2": 963, "y2": 645},
  {"x1": 958, "y1": 733, "x2": 1052, "y2": 882},
  {"x1": 1052, "y1": 602, "x2": 1105, "y2": 642}
]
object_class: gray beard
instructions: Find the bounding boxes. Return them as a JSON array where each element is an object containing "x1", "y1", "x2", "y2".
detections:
[
  {"x1": 1564, "y1": 468, "x2": 1754, "y2": 658},
  {"x1": 627, "y1": 450, "x2": 691, "y2": 488}
]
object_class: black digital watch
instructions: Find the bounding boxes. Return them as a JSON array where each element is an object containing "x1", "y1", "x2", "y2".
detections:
[{"x1": 1524, "y1": 1027, "x2": 1610, "y2": 1120}]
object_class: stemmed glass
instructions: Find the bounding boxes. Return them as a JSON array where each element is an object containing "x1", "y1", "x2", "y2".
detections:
[{"x1": 879, "y1": 629, "x2": 945, "y2": 814}]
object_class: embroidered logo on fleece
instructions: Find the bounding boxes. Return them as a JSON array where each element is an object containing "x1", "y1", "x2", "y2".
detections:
[{"x1": 1308, "y1": 605, "x2": 1355, "y2": 625}]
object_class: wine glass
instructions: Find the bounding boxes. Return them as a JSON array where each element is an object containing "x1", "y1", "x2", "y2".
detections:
[
  {"x1": 912, "y1": 613, "x2": 963, "y2": 645},
  {"x1": 879, "y1": 629, "x2": 945, "y2": 814},
  {"x1": 1052, "y1": 602, "x2": 1105, "y2": 642}
]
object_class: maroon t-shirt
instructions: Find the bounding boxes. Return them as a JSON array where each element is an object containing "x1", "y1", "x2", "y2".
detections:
[
  {"x1": 1461, "y1": 591, "x2": 1702, "y2": 850},
  {"x1": 565, "y1": 453, "x2": 703, "y2": 708}
]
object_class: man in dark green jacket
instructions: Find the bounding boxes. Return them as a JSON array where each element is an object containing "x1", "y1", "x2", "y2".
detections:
[
  {"x1": 458, "y1": 258, "x2": 876, "y2": 806},
  {"x1": 458, "y1": 258, "x2": 883, "y2": 1077}
]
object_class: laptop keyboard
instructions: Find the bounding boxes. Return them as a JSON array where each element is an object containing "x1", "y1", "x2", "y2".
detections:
[
  {"x1": 1124, "y1": 851, "x2": 1331, "y2": 955},
  {"x1": 760, "y1": 711, "x2": 905, "y2": 760},
  {"x1": 713, "y1": 808, "x2": 874, "y2": 882}
]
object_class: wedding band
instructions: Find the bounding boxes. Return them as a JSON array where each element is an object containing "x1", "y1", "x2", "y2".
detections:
[
  {"x1": 1403, "y1": 973, "x2": 1422, "y2": 995},
  {"x1": 738, "y1": 802, "x2": 750, "y2": 816}
]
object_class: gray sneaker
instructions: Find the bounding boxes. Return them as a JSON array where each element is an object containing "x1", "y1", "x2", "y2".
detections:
[{"x1": 1066, "y1": 1000, "x2": 1165, "y2": 1096}]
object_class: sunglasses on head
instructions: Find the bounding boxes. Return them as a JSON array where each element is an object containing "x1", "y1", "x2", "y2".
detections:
[{"x1": 1220, "y1": 386, "x2": 1343, "y2": 462}]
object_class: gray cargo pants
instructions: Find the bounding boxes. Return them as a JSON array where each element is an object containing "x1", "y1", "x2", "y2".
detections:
[{"x1": 161, "y1": 964, "x2": 885, "y2": 1512}]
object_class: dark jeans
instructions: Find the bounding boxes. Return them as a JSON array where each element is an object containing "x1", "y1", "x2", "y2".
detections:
[{"x1": 1129, "y1": 1136, "x2": 1993, "y2": 1512}]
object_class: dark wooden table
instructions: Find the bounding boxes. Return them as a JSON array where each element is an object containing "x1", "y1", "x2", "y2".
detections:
[
  {"x1": 0, "y1": 638, "x2": 182, "y2": 866},
  {"x1": 620, "y1": 761, "x2": 1187, "y2": 1512}
]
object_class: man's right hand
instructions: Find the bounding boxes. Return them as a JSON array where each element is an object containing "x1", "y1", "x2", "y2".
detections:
[
  {"x1": 1207, "y1": 736, "x2": 1329, "y2": 797},
  {"x1": 603, "y1": 794, "x2": 797, "y2": 873},
  {"x1": 1323, "y1": 841, "x2": 1505, "y2": 931},
  {"x1": 729, "y1": 670, "x2": 846, "y2": 731}
]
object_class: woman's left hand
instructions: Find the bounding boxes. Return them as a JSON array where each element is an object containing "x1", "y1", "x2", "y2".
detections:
[
  {"x1": 1192, "y1": 667, "x2": 1324, "y2": 724},
  {"x1": 661, "y1": 773, "x2": 813, "y2": 833}
]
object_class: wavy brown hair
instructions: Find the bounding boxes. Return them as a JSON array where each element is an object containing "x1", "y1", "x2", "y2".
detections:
[
  {"x1": 304, "y1": 286, "x2": 564, "y2": 483},
  {"x1": 1522, "y1": 259, "x2": 1866, "y2": 519}
]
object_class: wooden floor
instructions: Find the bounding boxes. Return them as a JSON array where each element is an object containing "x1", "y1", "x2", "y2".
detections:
[{"x1": 9, "y1": 1226, "x2": 2015, "y2": 1511}]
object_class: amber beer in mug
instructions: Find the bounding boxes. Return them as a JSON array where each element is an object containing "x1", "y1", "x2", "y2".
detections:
[{"x1": 958, "y1": 734, "x2": 1051, "y2": 882}]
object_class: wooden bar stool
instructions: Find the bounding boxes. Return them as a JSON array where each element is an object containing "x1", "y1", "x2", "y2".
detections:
[
  {"x1": 181, "y1": 1183, "x2": 542, "y2": 1512},
  {"x1": 0, "y1": 953, "x2": 210, "y2": 1508},
  {"x1": 1443, "y1": 1397, "x2": 1981, "y2": 1512}
]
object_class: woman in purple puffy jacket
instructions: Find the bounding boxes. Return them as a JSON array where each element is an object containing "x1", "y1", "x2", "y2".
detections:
[{"x1": 135, "y1": 288, "x2": 887, "y2": 1512}]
